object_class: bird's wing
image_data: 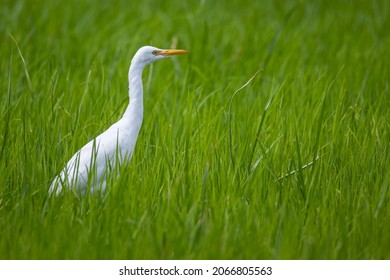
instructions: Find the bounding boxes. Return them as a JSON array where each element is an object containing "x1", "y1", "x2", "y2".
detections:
[
  {"x1": 50, "y1": 126, "x2": 118, "y2": 192},
  {"x1": 50, "y1": 122, "x2": 134, "y2": 194}
]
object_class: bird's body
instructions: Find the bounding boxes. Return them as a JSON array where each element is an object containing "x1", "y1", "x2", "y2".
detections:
[{"x1": 49, "y1": 46, "x2": 188, "y2": 195}]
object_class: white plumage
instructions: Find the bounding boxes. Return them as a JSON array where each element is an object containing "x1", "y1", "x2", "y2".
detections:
[{"x1": 49, "y1": 46, "x2": 188, "y2": 195}]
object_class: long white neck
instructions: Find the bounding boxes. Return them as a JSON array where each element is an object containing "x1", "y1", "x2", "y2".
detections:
[{"x1": 122, "y1": 61, "x2": 145, "y2": 136}]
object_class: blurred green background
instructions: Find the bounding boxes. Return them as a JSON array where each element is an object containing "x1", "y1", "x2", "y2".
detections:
[{"x1": 0, "y1": 0, "x2": 389, "y2": 259}]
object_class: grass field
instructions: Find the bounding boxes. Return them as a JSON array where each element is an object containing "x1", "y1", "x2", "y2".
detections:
[{"x1": 1, "y1": 0, "x2": 389, "y2": 259}]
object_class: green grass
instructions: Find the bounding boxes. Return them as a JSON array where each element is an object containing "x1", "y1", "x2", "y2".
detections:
[{"x1": 1, "y1": 0, "x2": 389, "y2": 259}]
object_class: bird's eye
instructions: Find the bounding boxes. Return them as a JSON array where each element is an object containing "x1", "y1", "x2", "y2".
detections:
[{"x1": 152, "y1": 50, "x2": 158, "y2": 55}]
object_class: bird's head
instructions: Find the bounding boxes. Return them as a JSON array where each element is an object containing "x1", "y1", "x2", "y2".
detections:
[{"x1": 132, "y1": 46, "x2": 188, "y2": 66}]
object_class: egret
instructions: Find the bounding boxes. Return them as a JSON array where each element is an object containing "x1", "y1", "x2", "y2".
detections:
[{"x1": 49, "y1": 46, "x2": 188, "y2": 195}]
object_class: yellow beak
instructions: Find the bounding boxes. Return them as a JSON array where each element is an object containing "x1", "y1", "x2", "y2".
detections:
[{"x1": 157, "y1": 49, "x2": 189, "y2": 56}]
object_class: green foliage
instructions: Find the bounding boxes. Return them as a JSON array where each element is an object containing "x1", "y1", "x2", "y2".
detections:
[{"x1": 0, "y1": 0, "x2": 389, "y2": 259}]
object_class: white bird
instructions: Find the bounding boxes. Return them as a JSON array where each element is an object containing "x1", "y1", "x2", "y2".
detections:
[{"x1": 49, "y1": 46, "x2": 188, "y2": 195}]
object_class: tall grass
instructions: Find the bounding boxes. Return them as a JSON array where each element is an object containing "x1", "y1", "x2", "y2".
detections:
[{"x1": 1, "y1": 0, "x2": 389, "y2": 259}]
